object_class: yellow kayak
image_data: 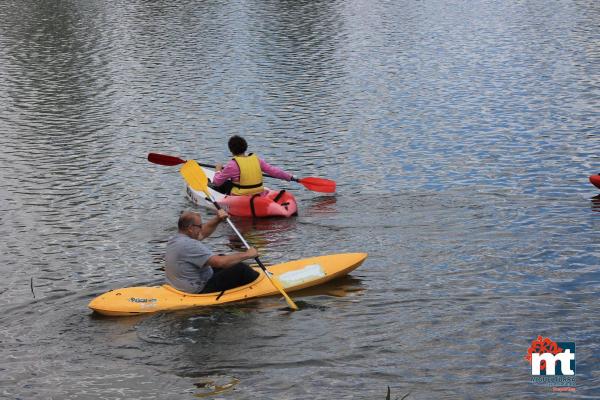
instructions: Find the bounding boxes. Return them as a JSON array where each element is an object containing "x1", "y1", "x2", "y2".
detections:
[{"x1": 89, "y1": 253, "x2": 367, "y2": 316}]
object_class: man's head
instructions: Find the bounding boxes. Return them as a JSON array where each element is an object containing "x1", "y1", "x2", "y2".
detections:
[
  {"x1": 178, "y1": 211, "x2": 203, "y2": 239},
  {"x1": 228, "y1": 135, "x2": 247, "y2": 155}
]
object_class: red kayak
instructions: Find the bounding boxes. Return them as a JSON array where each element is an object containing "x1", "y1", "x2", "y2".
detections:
[
  {"x1": 185, "y1": 166, "x2": 298, "y2": 217},
  {"x1": 590, "y1": 175, "x2": 600, "y2": 189},
  {"x1": 212, "y1": 188, "x2": 297, "y2": 218}
]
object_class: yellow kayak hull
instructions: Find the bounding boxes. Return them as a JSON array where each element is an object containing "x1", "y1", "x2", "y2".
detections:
[{"x1": 88, "y1": 253, "x2": 367, "y2": 316}]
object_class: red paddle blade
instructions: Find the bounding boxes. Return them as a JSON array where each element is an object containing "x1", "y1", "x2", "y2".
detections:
[
  {"x1": 298, "y1": 177, "x2": 336, "y2": 193},
  {"x1": 147, "y1": 153, "x2": 186, "y2": 166}
]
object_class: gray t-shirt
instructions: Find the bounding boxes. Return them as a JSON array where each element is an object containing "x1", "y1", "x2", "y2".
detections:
[{"x1": 165, "y1": 233, "x2": 214, "y2": 293}]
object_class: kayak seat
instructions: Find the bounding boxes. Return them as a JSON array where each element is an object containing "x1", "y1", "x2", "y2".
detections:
[{"x1": 162, "y1": 271, "x2": 265, "y2": 297}]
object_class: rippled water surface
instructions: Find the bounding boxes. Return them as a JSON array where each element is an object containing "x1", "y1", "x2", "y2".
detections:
[{"x1": 1, "y1": 0, "x2": 599, "y2": 398}]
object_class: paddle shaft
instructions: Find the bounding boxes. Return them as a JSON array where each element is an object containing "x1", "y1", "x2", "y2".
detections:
[
  {"x1": 192, "y1": 162, "x2": 320, "y2": 191},
  {"x1": 148, "y1": 153, "x2": 281, "y2": 179},
  {"x1": 224, "y1": 218, "x2": 269, "y2": 271},
  {"x1": 208, "y1": 196, "x2": 271, "y2": 273},
  {"x1": 211, "y1": 198, "x2": 297, "y2": 309},
  {"x1": 149, "y1": 152, "x2": 335, "y2": 193},
  {"x1": 210, "y1": 196, "x2": 298, "y2": 310},
  {"x1": 179, "y1": 159, "x2": 299, "y2": 309},
  {"x1": 203, "y1": 162, "x2": 283, "y2": 181}
]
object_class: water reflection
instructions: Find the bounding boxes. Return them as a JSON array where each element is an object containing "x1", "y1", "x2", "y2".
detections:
[
  {"x1": 224, "y1": 215, "x2": 299, "y2": 252},
  {"x1": 133, "y1": 274, "x2": 364, "y2": 343},
  {"x1": 591, "y1": 194, "x2": 600, "y2": 213},
  {"x1": 130, "y1": 272, "x2": 365, "y2": 396},
  {"x1": 291, "y1": 274, "x2": 364, "y2": 298},
  {"x1": 303, "y1": 195, "x2": 338, "y2": 215}
]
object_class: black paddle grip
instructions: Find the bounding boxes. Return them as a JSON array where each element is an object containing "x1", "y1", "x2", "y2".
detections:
[{"x1": 254, "y1": 257, "x2": 268, "y2": 272}]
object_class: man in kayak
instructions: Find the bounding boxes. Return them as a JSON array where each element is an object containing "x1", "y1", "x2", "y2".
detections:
[
  {"x1": 165, "y1": 210, "x2": 259, "y2": 293},
  {"x1": 211, "y1": 135, "x2": 295, "y2": 195}
]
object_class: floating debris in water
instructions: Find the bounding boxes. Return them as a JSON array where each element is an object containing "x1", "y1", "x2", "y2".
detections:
[
  {"x1": 386, "y1": 386, "x2": 410, "y2": 400},
  {"x1": 194, "y1": 376, "x2": 240, "y2": 397}
]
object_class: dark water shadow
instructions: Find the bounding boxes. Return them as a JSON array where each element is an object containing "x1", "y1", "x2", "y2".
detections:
[
  {"x1": 591, "y1": 194, "x2": 600, "y2": 212},
  {"x1": 229, "y1": 215, "x2": 299, "y2": 234},
  {"x1": 224, "y1": 215, "x2": 299, "y2": 251},
  {"x1": 290, "y1": 275, "x2": 364, "y2": 299},
  {"x1": 132, "y1": 274, "x2": 364, "y2": 341}
]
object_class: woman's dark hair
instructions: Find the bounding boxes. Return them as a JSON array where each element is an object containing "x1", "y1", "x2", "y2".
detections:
[{"x1": 228, "y1": 135, "x2": 248, "y2": 155}]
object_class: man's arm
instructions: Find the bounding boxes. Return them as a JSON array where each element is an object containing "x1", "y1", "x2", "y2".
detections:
[
  {"x1": 207, "y1": 248, "x2": 259, "y2": 269},
  {"x1": 199, "y1": 209, "x2": 228, "y2": 239}
]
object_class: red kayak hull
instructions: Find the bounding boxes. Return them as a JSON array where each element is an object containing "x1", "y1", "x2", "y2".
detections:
[
  {"x1": 590, "y1": 175, "x2": 600, "y2": 189},
  {"x1": 219, "y1": 189, "x2": 298, "y2": 218}
]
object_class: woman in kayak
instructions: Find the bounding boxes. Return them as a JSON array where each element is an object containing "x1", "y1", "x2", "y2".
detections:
[
  {"x1": 211, "y1": 135, "x2": 295, "y2": 195},
  {"x1": 165, "y1": 210, "x2": 259, "y2": 293}
]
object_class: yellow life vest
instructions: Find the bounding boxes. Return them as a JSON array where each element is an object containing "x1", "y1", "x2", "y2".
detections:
[{"x1": 231, "y1": 154, "x2": 264, "y2": 195}]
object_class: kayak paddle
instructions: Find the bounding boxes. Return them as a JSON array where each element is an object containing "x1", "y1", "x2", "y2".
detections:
[
  {"x1": 149, "y1": 152, "x2": 336, "y2": 193},
  {"x1": 179, "y1": 160, "x2": 299, "y2": 311},
  {"x1": 149, "y1": 153, "x2": 211, "y2": 167}
]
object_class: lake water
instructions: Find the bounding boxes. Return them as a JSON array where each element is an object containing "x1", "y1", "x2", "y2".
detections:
[{"x1": 0, "y1": 0, "x2": 598, "y2": 398}]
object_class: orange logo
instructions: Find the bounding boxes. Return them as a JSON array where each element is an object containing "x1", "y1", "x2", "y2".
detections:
[{"x1": 524, "y1": 336, "x2": 563, "y2": 371}]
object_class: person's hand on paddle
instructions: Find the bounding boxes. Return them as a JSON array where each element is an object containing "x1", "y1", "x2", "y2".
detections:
[
  {"x1": 244, "y1": 247, "x2": 258, "y2": 259},
  {"x1": 216, "y1": 209, "x2": 229, "y2": 221}
]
